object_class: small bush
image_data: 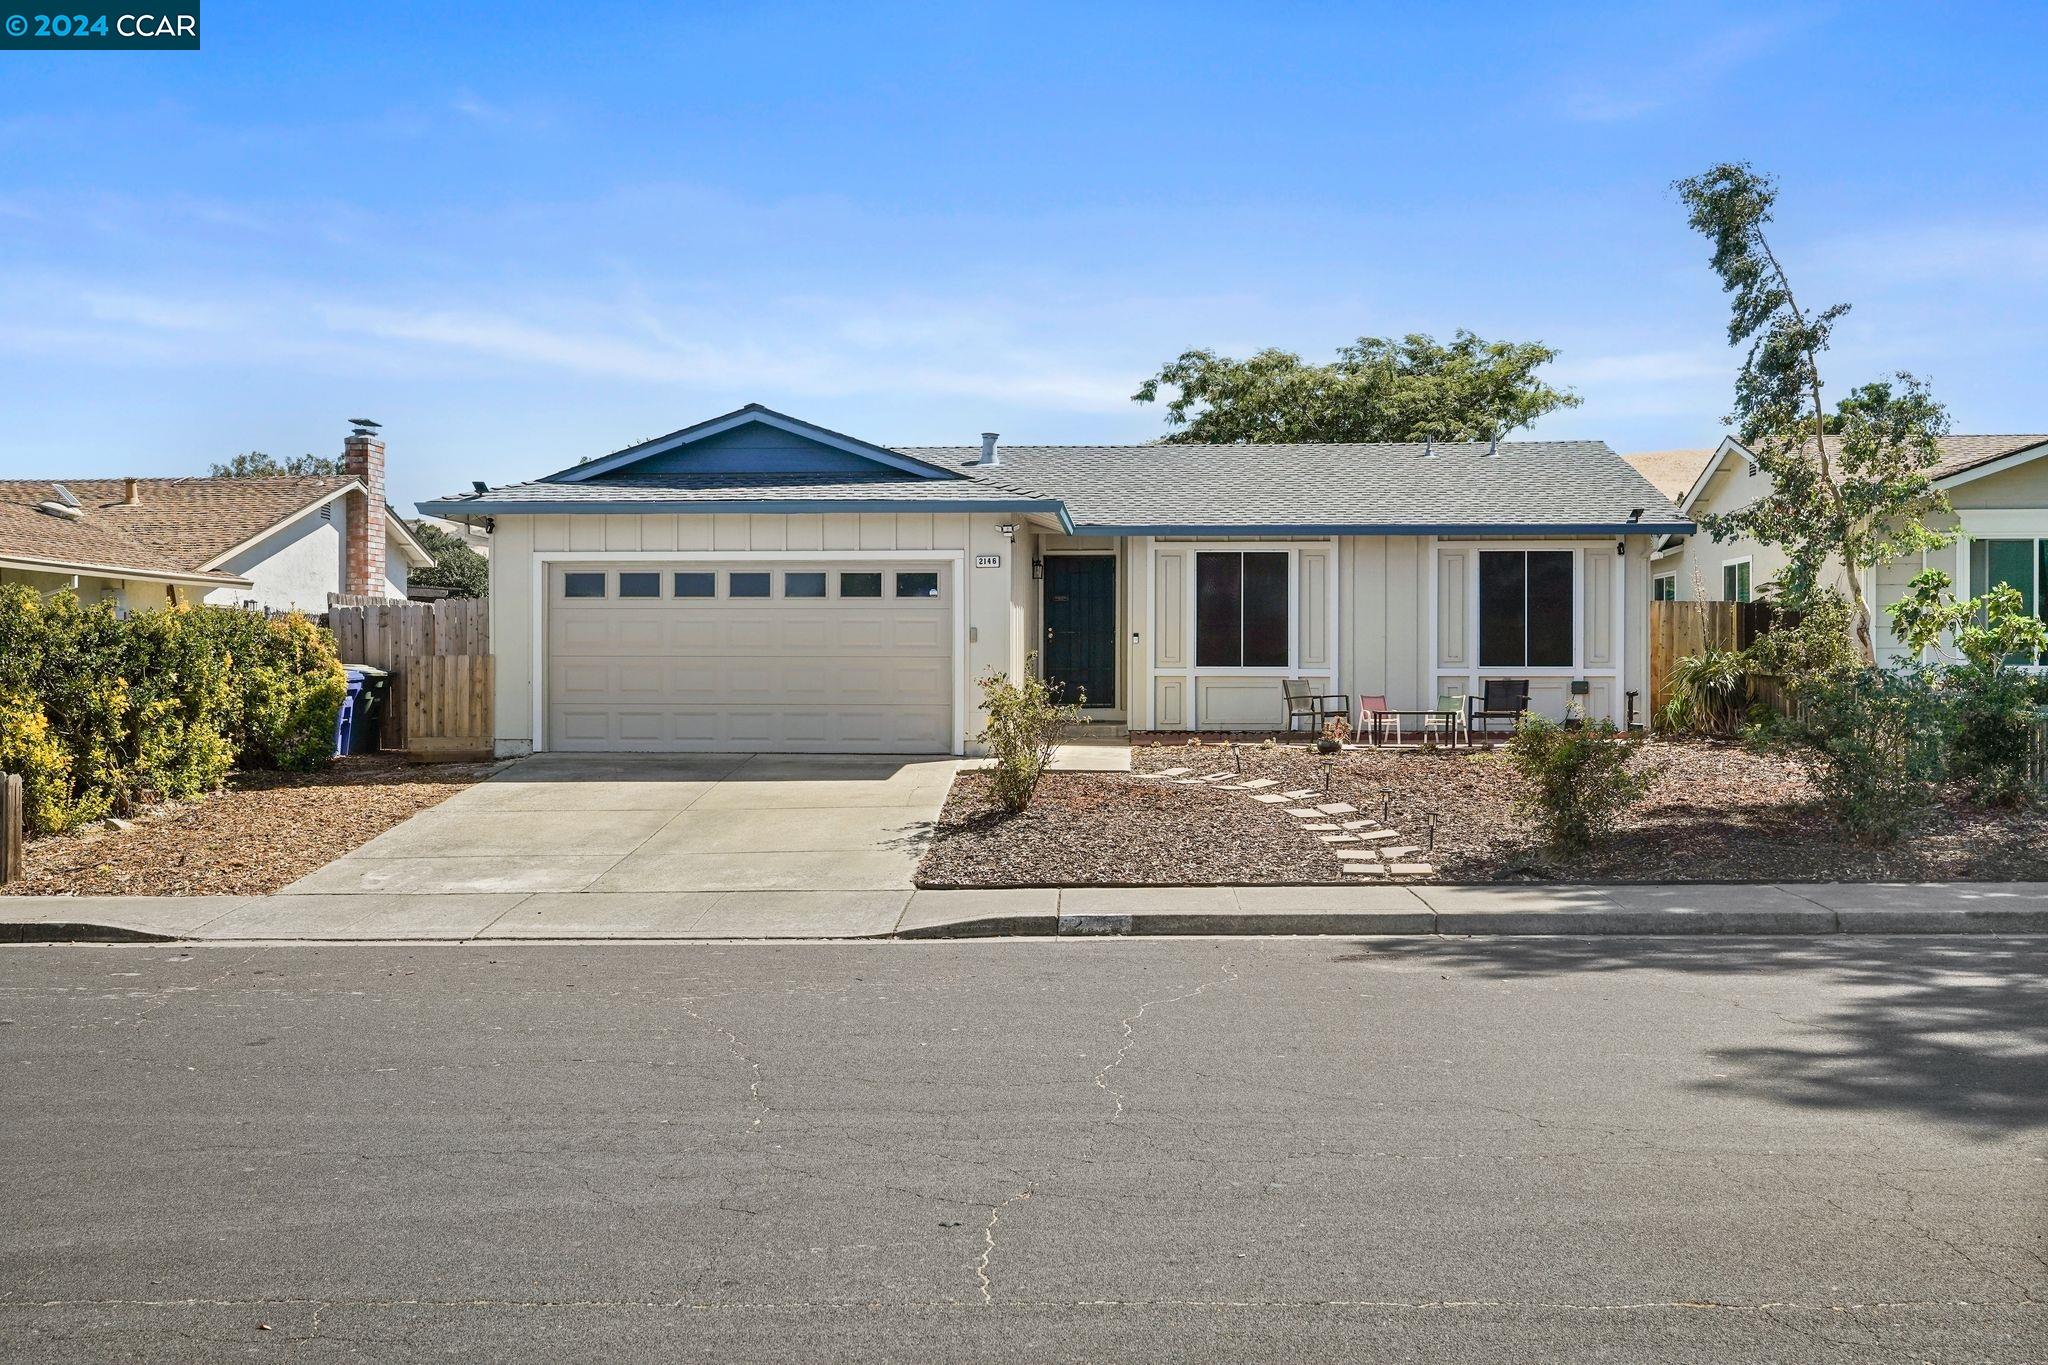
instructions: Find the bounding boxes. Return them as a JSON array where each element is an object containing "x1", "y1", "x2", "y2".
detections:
[
  {"x1": 1658, "y1": 646, "x2": 1749, "y2": 735},
  {"x1": 976, "y1": 656, "x2": 1083, "y2": 813},
  {"x1": 1506, "y1": 714, "x2": 1654, "y2": 853},
  {"x1": 1790, "y1": 668, "x2": 1946, "y2": 842},
  {"x1": 1943, "y1": 664, "x2": 2042, "y2": 808}
]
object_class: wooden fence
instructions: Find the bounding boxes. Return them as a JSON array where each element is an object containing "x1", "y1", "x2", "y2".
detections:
[
  {"x1": 1648, "y1": 599, "x2": 1776, "y2": 719},
  {"x1": 326, "y1": 597, "x2": 490, "y2": 752},
  {"x1": 1, "y1": 773, "x2": 21, "y2": 887},
  {"x1": 404, "y1": 655, "x2": 496, "y2": 760}
]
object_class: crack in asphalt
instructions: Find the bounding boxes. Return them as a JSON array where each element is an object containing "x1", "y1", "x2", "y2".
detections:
[
  {"x1": 974, "y1": 1190, "x2": 1033, "y2": 1305},
  {"x1": 1092, "y1": 960, "x2": 1240, "y2": 1121}
]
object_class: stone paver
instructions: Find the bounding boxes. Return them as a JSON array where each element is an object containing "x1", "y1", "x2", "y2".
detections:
[{"x1": 1249, "y1": 794, "x2": 1290, "y2": 804}]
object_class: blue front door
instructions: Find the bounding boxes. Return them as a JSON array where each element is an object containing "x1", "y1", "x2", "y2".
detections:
[{"x1": 1043, "y1": 555, "x2": 1116, "y2": 708}]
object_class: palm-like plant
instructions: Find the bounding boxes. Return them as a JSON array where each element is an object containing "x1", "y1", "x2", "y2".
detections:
[{"x1": 1659, "y1": 647, "x2": 1750, "y2": 735}]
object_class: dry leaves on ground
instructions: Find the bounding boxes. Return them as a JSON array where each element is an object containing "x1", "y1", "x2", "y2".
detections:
[{"x1": 7, "y1": 756, "x2": 496, "y2": 897}]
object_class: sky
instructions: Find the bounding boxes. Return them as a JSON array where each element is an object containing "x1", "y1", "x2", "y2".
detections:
[{"x1": 2, "y1": 1, "x2": 2045, "y2": 512}]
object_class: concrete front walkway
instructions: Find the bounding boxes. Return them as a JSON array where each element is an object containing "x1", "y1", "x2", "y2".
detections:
[{"x1": 4, "y1": 881, "x2": 2046, "y2": 942}]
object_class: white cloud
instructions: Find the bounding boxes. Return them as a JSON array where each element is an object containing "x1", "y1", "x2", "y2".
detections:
[{"x1": 1560, "y1": 16, "x2": 1808, "y2": 123}]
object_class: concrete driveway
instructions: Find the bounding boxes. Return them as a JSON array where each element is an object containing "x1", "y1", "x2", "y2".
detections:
[{"x1": 285, "y1": 753, "x2": 958, "y2": 903}]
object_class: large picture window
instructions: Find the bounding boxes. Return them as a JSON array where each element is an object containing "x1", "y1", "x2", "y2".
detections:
[
  {"x1": 1969, "y1": 538, "x2": 2048, "y2": 664},
  {"x1": 1195, "y1": 551, "x2": 1289, "y2": 668},
  {"x1": 1478, "y1": 550, "x2": 1574, "y2": 669}
]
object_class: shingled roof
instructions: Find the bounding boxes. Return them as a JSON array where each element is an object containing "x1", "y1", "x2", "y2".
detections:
[
  {"x1": 0, "y1": 476, "x2": 379, "y2": 585},
  {"x1": 427, "y1": 428, "x2": 1691, "y2": 535}
]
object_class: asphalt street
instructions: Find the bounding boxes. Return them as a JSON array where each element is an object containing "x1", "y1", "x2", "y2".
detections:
[{"x1": 1, "y1": 936, "x2": 2043, "y2": 1362}]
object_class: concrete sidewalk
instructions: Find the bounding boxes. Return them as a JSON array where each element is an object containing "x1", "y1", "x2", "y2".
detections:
[{"x1": 4, "y1": 880, "x2": 2047, "y2": 942}]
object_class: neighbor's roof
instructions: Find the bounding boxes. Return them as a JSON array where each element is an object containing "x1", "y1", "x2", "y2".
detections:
[
  {"x1": 1931, "y1": 434, "x2": 2048, "y2": 479},
  {"x1": 1622, "y1": 449, "x2": 1717, "y2": 501},
  {"x1": 0, "y1": 476, "x2": 427, "y2": 585}
]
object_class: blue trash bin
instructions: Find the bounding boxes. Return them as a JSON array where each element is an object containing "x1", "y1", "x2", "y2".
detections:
[{"x1": 335, "y1": 666, "x2": 364, "y2": 758}]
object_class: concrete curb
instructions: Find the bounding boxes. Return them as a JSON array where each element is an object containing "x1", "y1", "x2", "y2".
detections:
[{"x1": 0, "y1": 920, "x2": 180, "y2": 944}]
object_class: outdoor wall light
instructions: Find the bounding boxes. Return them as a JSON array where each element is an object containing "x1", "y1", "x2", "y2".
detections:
[
  {"x1": 1031, "y1": 558, "x2": 1044, "y2": 580},
  {"x1": 998, "y1": 522, "x2": 1017, "y2": 540}
]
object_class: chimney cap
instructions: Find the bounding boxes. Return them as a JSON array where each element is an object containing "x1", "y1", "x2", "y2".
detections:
[
  {"x1": 978, "y1": 432, "x2": 1000, "y2": 467},
  {"x1": 348, "y1": 417, "x2": 382, "y2": 436}
]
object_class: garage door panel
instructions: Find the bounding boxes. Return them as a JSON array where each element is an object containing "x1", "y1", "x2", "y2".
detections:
[{"x1": 548, "y1": 560, "x2": 954, "y2": 753}]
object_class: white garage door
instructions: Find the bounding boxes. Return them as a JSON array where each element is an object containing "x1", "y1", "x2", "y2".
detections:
[{"x1": 546, "y1": 562, "x2": 955, "y2": 753}]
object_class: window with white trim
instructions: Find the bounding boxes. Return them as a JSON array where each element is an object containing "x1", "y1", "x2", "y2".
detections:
[
  {"x1": 1195, "y1": 551, "x2": 1289, "y2": 668},
  {"x1": 1969, "y1": 538, "x2": 2048, "y2": 664},
  {"x1": 1478, "y1": 550, "x2": 1573, "y2": 668},
  {"x1": 1722, "y1": 559, "x2": 1751, "y2": 603},
  {"x1": 1652, "y1": 573, "x2": 1677, "y2": 602}
]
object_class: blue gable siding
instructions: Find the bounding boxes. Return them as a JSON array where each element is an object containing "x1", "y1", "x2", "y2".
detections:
[{"x1": 598, "y1": 425, "x2": 910, "y2": 478}]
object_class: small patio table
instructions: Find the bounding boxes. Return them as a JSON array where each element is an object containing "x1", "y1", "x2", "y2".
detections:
[{"x1": 1360, "y1": 710, "x2": 1476, "y2": 749}]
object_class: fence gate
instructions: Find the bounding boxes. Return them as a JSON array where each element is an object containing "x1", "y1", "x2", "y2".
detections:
[
  {"x1": 327, "y1": 597, "x2": 490, "y2": 752},
  {"x1": 404, "y1": 654, "x2": 495, "y2": 760}
]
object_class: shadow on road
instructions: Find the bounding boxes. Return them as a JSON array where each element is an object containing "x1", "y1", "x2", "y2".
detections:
[{"x1": 1347, "y1": 937, "x2": 2048, "y2": 1139}]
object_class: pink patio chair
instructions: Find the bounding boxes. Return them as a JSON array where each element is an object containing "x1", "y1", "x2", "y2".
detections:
[{"x1": 1358, "y1": 695, "x2": 1399, "y2": 746}]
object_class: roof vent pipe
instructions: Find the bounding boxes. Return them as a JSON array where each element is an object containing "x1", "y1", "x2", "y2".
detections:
[
  {"x1": 1422, "y1": 436, "x2": 1434, "y2": 459},
  {"x1": 1487, "y1": 435, "x2": 1499, "y2": 458},
  {"x1": 979, "y1": 432, "x2": 1000, "y2": 467},
  {"x1": 122, "y1": 477, "x2": 142, "y2": 506}
]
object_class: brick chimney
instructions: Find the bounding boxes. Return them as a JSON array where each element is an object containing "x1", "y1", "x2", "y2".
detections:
[{"x1": 341, "y1": 421, "x2": 386, "y2": 597}]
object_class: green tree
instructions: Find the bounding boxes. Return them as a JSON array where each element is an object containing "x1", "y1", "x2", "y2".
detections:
[
  {"x1": 407, "y1": 521, "x2": 489, "y2": 599},
  {"x1": 209, "y1": 451, "x2": 343, "y2": 477},
  {"x1": 1674, "y1": 162, "x2": 1953, "y2": 664},
  {"x1": 1131, "y1": 330, "x2": 1581, "y2": 444}
]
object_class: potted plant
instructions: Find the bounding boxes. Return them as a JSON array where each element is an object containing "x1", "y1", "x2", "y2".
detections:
[{"x1": 1316, "y1": 716, "x2": 1351, "y2": 755}]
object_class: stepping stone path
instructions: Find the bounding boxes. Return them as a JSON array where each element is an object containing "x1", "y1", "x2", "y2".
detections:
[{"x1": 1149, "y1": 760, "x2": 1435, "y2": 881}]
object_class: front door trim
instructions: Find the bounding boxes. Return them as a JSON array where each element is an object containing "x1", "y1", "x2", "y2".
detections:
[{"x1": 531, "y1": 549, "x2": 968, "y2": 756}]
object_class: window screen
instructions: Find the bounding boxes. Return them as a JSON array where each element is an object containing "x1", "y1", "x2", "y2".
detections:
[
  {"x1": 672, "y1": 572, "x2": 715, "y2": 598},
  {"x1": 1653, "y1": 575, "x2": 1677, "y2": 602},
  {"x1": 784, "y1": 572, "x2": 827, "y2": 598},
  {"x1": 1195, "y1": 552, "x2": 1289, "y2": 668},
  {"x1": 728, "y1": 572, "x2": 771, "y2": 598},
  {"x1": 562, "y1": 572, "x2": 605, "y2": 598},
  {"x1": 1478, "y1": 550, "x2": 1574, "y2": 668},
  {"x1": 839, "y1": 572, "x2": 882, "y2": 598},
  {"x1": 618, "y1": 572, "x2": 660, "y2": 598},
  {"x1": 895, "y1": 571, "x2": 940, "y2": 598}
]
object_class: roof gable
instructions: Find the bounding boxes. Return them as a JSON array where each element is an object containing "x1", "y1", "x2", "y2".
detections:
[{"x1": 545, "y1": 404, "x2": 961, "y2": 483}]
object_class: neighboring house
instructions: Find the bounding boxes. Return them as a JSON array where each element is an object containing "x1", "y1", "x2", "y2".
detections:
[
  {"x1": 421, "y1": 403, "x2": 1688, "y2": 757},
  {"x1": 0, "y1": 428, "x2": 431, "y2": 613},
  {"x1": 1648, "y1": 433, "x2": 2048, "y2": 663},
  {"x1": 416, "y1": 514, "x2": 491, "y2": 558}
]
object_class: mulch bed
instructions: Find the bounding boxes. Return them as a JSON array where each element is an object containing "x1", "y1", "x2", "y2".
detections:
[
  {"x1": 4, "y1": 755, "x2": 498, "y2": 897},
  {"x1": 915, "y1": 740, "x2": 2048, "y2": 886}
]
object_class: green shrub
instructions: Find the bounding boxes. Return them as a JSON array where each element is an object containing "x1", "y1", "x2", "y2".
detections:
[
  {"x1": 976, "y1": 655, "x2": 1083, "y2": 813},
  {"x1": 1743, "y1": 591, "x2": 1859, "y2": 689},
  {"x1": 1658, "y1": 646, "x2": 1749, "y2": 735},
  {"x1": 1789, "y1": 668, "x2": 1946, "y2": 842},
  {"x1": 1506, "y1": 714, "x2": 1654, "y2": 853},
  {"x1": 1941, "y1": 665, "x2": 2042, "y2": 808},
  {"x1": 0, "y1": 587, "x2": 347, "y2": 833}
]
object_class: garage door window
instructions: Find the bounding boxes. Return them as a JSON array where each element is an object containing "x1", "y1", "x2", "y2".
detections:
[
  {"x1": 840, "y1": 572, "x2": 882, "y2": 598},
  {"x1": 673, "y1": 572, "x2": 715, "y2": 598},
  {"x1": 618, "y1": 572, "x2": 661, "y2": 598},
  {"x1": 563, "y1": 572, "x2": 606, "y2": 598},
  {"x1": 729, "y1": 572, "x2": 772, "y2": 598},
  {"x1": 785, "y1": 572, "x2": 827, "y2": 598},
  {"x1": 896, "y1": 571, "x2": 940, "y2": 599}
]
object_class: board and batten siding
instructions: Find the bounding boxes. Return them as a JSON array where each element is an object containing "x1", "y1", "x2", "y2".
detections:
[
  {"x1": 1143, "y1": 539, "x2": 1336, "y2": 730},
  {"x1": 488, "y1": 511, "x2": 1023, "y2": 756}
]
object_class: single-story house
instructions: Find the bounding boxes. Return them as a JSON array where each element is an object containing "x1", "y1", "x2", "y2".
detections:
[
  {"x1": 1648, "y1": 433, "x2": 2048, "y2": 664},
  {"x1": 0, "y1": 428, "x2": 431, "y2": 612},
  {"x1": 420, "y1": 404, "x2": 1692, "y2": 757}
]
